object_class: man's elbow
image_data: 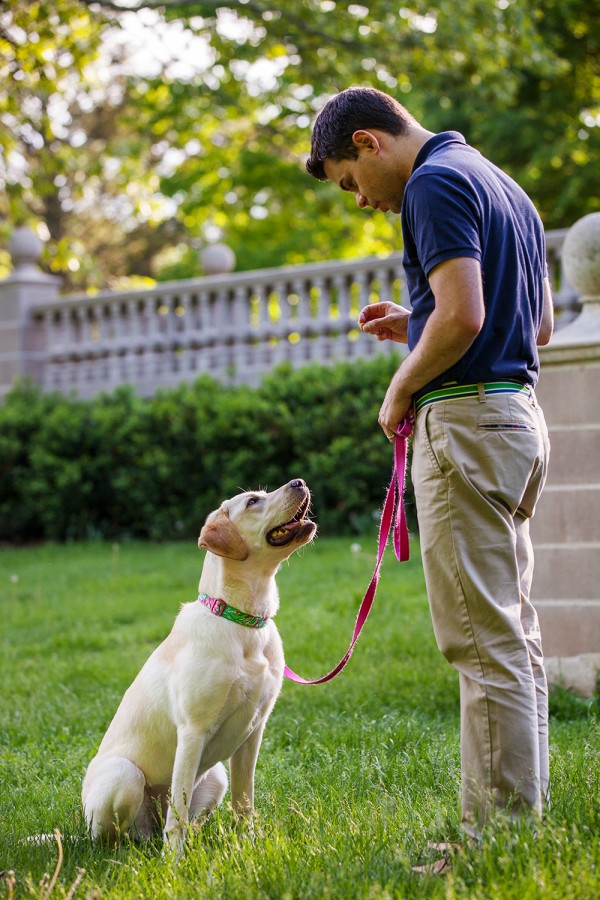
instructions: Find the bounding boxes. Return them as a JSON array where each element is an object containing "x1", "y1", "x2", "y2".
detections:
[
  {"x1": 537, "y1": 310, "x2": 554, "y2": 346},
  {"x1": 457, "y1": 308, "x2": 485, "y2": 343},
  {"x1": 538, "y1": 279, "x2": 554, "y2": 346},
  {"x1": 467, "y1": 312, "x2": 485, "y2": 339}
]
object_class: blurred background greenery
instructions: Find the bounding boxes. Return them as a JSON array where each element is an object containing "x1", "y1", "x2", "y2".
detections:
[{"x1": 1, "y1": 0, "x2": 598, "y2": 290}]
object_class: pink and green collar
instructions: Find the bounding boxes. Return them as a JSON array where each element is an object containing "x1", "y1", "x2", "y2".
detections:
[{"x1": 198, "y1": 593, "x2": 269, "y2": 629}]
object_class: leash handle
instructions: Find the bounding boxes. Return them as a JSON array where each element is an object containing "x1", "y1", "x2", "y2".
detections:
[{"x1": 284, "y1": 416, "x2": 413, "y2": 685}]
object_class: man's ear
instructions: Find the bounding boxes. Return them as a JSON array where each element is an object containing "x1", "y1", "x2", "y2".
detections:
[
  {"x1": 352, "y1": 129, "x2": 381, "y2": 153},
  {"x1": 198, "y1": 509, "x2": 249, "y2": 561}
]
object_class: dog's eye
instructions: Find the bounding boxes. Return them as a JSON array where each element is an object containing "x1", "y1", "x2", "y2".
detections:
[{"x1": 246, "y1": 496, "x2": 260, "y2": 508}]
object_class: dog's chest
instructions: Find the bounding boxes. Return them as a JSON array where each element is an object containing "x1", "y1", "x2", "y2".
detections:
[{"x1": 201, "y1": 650, "x2": 280, "y2": 765}]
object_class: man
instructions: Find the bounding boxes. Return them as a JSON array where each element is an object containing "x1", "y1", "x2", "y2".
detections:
[{"x1": 306, "y1": 87, "x2": 554, "y2": 846}]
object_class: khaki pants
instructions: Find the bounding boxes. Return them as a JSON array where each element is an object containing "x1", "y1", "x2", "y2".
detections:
[{"x1": 411, "y1": 388, "x2": 550, "y2": 837}]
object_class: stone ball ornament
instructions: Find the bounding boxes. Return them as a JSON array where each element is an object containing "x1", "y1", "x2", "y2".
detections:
[
  {"x1": 549, "y1": 211, "x2": 600, "y2": 348},
  {"x1": 9, "y1": 227, "x2": 44, "y2": 272},
  {"x1": 201, "y1": 242, "x2": 236, "y2": 276},
  {"x1": 562, "y1": 212, "x2": 600, "y2": 299}
]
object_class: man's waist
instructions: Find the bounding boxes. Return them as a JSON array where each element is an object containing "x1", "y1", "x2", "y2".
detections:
[{"x1": 414, "y1": 380, "x2": 532, "y2": 414}]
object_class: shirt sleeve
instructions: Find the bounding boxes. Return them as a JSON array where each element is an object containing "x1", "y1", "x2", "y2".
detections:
[{"x1": 403, "y1": 169, "x2": 482, "y2": 276}]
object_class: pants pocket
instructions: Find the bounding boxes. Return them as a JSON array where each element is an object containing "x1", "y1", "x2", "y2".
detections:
[{"x1": 417, "y1": 405, "x2": 445, "y2": 477}]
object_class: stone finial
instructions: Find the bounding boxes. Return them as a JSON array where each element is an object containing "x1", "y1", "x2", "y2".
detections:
[
  {"x1": 201, "y1": 242, "x2": 236, "y2": 276},
  {"x1": 550, "y1": 212, "x2": 600, "y2": 346},
  {"x1": 9, "y1": 227, "x2": 44, "y2": 274},
  {"x1": 562, "y1": 212, "x2": 600, "y2": 300}
]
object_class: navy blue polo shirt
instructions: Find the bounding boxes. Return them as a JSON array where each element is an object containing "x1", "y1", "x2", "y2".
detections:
[{"x1": 402, "y1": 132, "x2": 548, "y2": 397}]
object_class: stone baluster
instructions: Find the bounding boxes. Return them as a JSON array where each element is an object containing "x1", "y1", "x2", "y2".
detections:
[
  {"x1": 123, "y1": 298, "x2": 140, "y2": 385},
  {"x1": 75, "y1": 305, "x2": 92, "y2": 390},
  {"x1": 114, "y1": 301, "x2": 129, "y2": 385},
  {"x1": 103, "y1": 304, "x2": 119, "y2": 388},
  {"x1": 166, "y1": 295, "x2": 181, "y2": 378},
  {"x1": 78, "y1": 305, "x2": 99, "y2": 396},
  {"x1": 46, "y1": 308, "x2": 66, "y2": 390},
  {"x1": 136, "y1": 296, "x2": 153, "y2": 389},
  {"x1": 190, "y1": 288, "x2": 209, "y2": 376},
  {"x1": 378, "y1": 263, "x2": 396, "y2": 305},
  {"x1": 63, "y1": 307, "x2": 80, "y2": 388},
  {"x1": 173, "y1": 292, "x2": 191, "y2": 377},
  {"x1": 353, "y1": 270, "x2": 376, "y2": 358},
  {"x1": 272, "y1": 282, "x2": 293, "y2": 370},
  {"x1": 291, "y1": 278, "x2": 311, "y2": 365},
  {"x1": 334, "y1": 272, "x2": 358, "y2": 360},
  {"x1": 313, "y1": 275, "x2": 329, "y2": 360},
  {"x1": 259, "y1": 280, "x2": 276, "y2": 375},
  {"x1": 209, "y1": 288, "x2": 229, "y2": 378},
  {"x1": 229, "y1": 284, "x2": 249, "y2": 381},
  {"x1": 246, "y1": 281, "x2": 268, "y2": 382},
  {"x1": 281, "y1": 279, "x2": 301, "y2": 367},
  {"x1": 155, "y1": 293, "x2": 171, "y2": 378},
  {"x1": 335, "y1": 272, "x2": 351, "y2": 322},
  {"x1": 251, "y1": 282, "x2": 270, "y2": 374}
]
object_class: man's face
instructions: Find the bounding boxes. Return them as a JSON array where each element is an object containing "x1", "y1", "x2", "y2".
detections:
[{"x1": 323, "y1": 137, "x2": 406, "y2": 214}]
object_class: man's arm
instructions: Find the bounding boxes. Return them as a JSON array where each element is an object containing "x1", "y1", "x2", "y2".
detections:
[
  {"x1": 537, "y1": 276, "x2": 554, "y2": 346},
  {"x1": 377, "y1": 257, "x2": 484, "y2": 438}
]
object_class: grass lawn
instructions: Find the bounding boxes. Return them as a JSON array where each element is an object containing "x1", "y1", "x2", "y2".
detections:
[{"x1": 0, "y1": 535, "x2": 598, "y2": 899}]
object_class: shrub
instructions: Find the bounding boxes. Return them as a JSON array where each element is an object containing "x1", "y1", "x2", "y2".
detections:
[{"x1": 0, "y1": 355, "x2": 414, "y2": 542}]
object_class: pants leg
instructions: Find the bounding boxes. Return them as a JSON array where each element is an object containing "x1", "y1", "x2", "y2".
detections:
[
  {"x1": 411, "y1": 390, "x2": 550, "y2": 836},
  {"x1": 516, "y1": 512, "x2": 550, "y2": 805}
]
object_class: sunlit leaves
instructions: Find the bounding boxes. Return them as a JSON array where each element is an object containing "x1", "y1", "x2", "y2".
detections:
[{"x1": 1, "y1": 0, "x2": 598, "y2": 288}]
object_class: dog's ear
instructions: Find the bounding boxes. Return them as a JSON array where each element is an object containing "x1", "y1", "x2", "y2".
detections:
[{"x1": 198, "y1": 509, "x2": 249, "y2": 561}]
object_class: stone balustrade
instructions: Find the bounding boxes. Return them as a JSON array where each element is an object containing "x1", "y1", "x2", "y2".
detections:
[
  {"x1": 0, "y1": 228, "x2": 579, "y2": 399},
  {"x1": 20, "y1": 256, "x2": 406, "y2": 398}
]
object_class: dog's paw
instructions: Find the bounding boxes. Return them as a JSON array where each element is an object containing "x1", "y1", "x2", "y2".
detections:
[{"x1": 162, "y1": 827, "x2": 185, "y2": 861}]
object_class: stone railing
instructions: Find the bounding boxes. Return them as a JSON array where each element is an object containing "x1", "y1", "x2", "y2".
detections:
[
  {"x1": 31, "y1": 257, "x2": 405, "y2": 398},
  {"x1": 0, "y1": 227, "x2": 580, "y2": 399}
]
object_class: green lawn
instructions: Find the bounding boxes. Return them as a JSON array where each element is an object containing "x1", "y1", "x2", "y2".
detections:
[{"x1": 0, "y1": 537, "x2": 598, "y2": 899}]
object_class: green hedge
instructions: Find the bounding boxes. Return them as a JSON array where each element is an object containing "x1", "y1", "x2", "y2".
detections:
[{"x1": 0, "y1": 356, "x2": 416, "y2": 542}]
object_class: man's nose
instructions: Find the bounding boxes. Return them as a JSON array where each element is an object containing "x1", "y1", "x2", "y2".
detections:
[{"x1": 356, "y1": 193, "x2": 369, "y2": 209}]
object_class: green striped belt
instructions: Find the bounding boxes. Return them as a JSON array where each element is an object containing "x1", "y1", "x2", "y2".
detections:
[{"x1": 414, "y1": 380, "x2": 531, "y2": 414}]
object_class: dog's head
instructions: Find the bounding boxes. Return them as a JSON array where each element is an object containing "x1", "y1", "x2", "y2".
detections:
[{"x1": 198, "y1": 479, "x2": 316, "y2": 565}]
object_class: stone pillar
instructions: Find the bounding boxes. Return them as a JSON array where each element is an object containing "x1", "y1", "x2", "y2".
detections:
[
  {"x1": 531, "y1": 212, "x2": 600, "y2": 695},
  {"x1": 0, "y1": 227, "x2": 62, "y2": 398}
]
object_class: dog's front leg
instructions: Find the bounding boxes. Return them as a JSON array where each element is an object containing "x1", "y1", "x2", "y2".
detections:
[
  {"x1": 164, "y1": 726, "x2": 205, "y2": 855},
  {"x1": 229, "y1": 721, "x2": 267, "y2": 822}
]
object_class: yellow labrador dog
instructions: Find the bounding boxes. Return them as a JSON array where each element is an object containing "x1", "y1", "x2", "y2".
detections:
[{"x1": 82, "y1": 479, "x2": 315, "y2": 852}]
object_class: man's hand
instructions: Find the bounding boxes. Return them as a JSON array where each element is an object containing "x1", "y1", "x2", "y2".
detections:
[
  {"x1": 378, "y1": 376, "x2": 413, "y2": 440},
  {"x1": 358, "y1": 301, "x2": 410, "y2": 343}
]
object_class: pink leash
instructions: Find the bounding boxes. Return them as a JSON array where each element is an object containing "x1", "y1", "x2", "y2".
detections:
[{"x1": 284, "y1": 416, "x2": 413, "y2": 685}]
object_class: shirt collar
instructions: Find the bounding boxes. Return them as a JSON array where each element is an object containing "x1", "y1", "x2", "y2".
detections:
[{"x1": 411, "y1": 131, "x2": 466, "y2": 175}]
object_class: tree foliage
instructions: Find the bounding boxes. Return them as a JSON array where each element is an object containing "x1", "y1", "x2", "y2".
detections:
[{"x1": 1, "y1": 0, "x2": 598, "y2": 289}]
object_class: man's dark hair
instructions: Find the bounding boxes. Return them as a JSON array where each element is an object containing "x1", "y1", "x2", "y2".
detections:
[{"x1": 306, "y1": 87, "x2": 416, "y2": 181}]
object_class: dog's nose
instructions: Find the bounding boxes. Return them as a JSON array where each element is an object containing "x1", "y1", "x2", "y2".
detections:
[{"x1": 289, "y1": 479, "x2": 305, "y2": 490}]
